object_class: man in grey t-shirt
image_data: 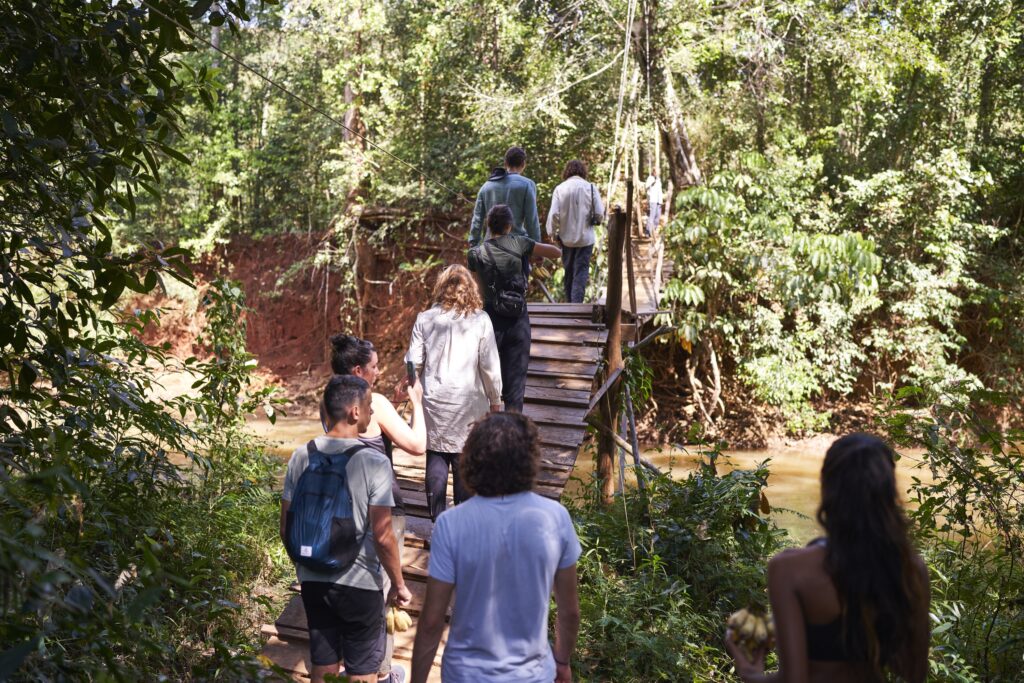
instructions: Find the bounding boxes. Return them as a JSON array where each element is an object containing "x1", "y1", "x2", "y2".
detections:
[
  {"x1": 410, "y1": 413, "x2": 581, "y2": 683},
  {"x1": 280, "y1": 375, "x2": 412, "y2": 683}
]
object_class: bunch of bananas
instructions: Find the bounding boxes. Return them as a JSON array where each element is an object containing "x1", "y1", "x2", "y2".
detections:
[
  {"x1": 533, "y1": 264, "x2": 552, "y2": 280},
  {"x1": 726, "y1": 607, "x2": 774, "y2": 657},
  {"x1": 386, "y1": 607, "x2": 413, "y2": 634}
]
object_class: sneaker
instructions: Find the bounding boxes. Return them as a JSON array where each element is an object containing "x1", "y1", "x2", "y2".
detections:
[{"x1": 379, "y1": 664, "x2": 406, "y2": 683}]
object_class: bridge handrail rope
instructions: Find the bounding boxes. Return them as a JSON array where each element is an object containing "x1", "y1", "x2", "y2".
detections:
[{"x1": 139, "y1": 0, "x2": 474, "y2": 205}]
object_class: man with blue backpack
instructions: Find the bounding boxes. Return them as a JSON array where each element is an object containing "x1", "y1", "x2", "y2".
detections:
[{"x1": 281, "y1": 375, "x2": 413, "y2": 683}]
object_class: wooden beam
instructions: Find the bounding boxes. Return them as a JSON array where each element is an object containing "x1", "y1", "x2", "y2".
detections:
[
  {"x1": 596, "y1": 209, "x2": 628, "y2": 504},
  {"x1": 586, "y1": 366, "x2": 623, "y2": 415}
]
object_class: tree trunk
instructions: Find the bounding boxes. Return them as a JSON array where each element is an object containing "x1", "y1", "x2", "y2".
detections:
[
  {"x1": 637, "y1": 0, "x2": 702, "y2": 190},
  {"x1": 975, "y1": 49, "x2": 996, "y2": 152}
]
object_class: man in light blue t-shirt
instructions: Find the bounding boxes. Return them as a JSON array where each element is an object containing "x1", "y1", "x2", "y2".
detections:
[{"x1": 410, "y1": 413, "x2": 581, "y2": 683}]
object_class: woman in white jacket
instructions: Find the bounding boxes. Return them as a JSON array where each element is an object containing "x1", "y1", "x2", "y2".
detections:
[{"x1": 406, "y1": 264, "x2": 503, "y2": 520}]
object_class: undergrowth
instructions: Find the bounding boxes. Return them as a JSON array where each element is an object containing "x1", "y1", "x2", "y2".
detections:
[{"x1": 566, "y1": 442, "x2": 788, "y2": 681}]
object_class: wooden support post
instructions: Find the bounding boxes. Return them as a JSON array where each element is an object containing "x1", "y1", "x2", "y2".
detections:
[
  {"x1": 618, "y1": 412, "x2": 627, "y2": 494},
  {"x1": 624, "y1": 178, "x2": 638, "y2": 336},
  {"x1": 596, "y1": 208, "x2": 627, "y2": 504},
  {"x1": 623, "y1": 382, "x2": 645, "y2": 493}
]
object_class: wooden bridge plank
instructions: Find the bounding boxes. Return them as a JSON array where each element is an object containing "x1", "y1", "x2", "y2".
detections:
[
  {"x1": 527, "y1": 358, "x2": 598, "y2": 377},
  {"x1": 523, "y1": 403, "x2": 588, "y2": 427},
  {"x1": 524, "y1": 385, "x2": 591, "y2": 407},
  {"x1": 529, "y1": 327, "x2": 608, "y2": 345},
  {"x1": 529, "y1": 316, "x2": 605, "y2": 330},
  {"x1": 529, "y1": 342, "x2": 602, "y2": 363},
  {"x1": 527, "y1": 303, "x2": 597, "y2": 316},
  {"x1": 525, "y1": 374, "x2": 595, "y2": 392},
  {"x1": 540, "y1": 446, "x2": 581, "y2": 469},
  {"x1": 536, "y1": 425, "x2": 589, "y2": 448}
]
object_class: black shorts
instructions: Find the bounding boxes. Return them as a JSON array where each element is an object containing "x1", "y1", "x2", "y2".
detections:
[{"x1": 300, "y1": 581, "x2": 386, "y2": 673}]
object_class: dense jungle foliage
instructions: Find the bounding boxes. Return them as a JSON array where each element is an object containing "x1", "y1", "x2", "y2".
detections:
[
  {"x1": 112, "y1": 0, "x2": 1024, "y2": 434},
  {"x1": 2, "y1": 0, "x2": 1022, "y2": 681}
]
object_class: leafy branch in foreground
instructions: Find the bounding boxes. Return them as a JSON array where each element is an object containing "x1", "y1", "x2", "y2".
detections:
[
  {"x1": 884, "y1": 385, "x2": 1024, "y2": 681},
  {"x1": 1, "y1": 0, "x2": 287, "y2": 678}
]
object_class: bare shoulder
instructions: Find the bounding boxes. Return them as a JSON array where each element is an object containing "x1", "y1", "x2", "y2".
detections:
[
  {"x1": 771, "y1": 544, "x2": 823, "y2": 564},
  {"x1": 769, "y1": 543, "x2": 826, "y2": 575}
]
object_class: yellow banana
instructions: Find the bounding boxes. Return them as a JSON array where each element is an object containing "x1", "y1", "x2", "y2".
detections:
[
  {"x1": 397, "y1": 609, "x2": 412, "y2": 631},
  {"x1": 753, "y1": 617, "x2": 768, "y2": 643},
  {"x1": 739, "y1": 612, "x2": 757, "y2": 639},
  {"x1": 727, "y1": 608, "x2": 751, "y2": 631},
  {"x1": 386, "y1": 607, "x2": 396, "y2": 634}
]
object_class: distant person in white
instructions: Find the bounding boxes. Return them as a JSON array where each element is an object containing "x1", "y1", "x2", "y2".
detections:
[
  {"x1": 645, "y1": 169, "x2": 663, "y2": 237},
  {"x1": 546, "y1": 159, "x2": 604, "y2": 303},
  {"x1": 410, "y1": 413, "x2": 581, "y2": 683}
]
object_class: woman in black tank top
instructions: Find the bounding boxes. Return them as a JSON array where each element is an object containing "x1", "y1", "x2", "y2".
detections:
[{"x1": 726, "y1": 434, "x2": 930, "y2": 683}]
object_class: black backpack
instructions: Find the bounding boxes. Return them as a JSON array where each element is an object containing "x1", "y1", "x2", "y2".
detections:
[
  {"x1": 480, "y1": 241, "x2": 528, "y2": 318},
  {"x1": 284, "y1": 441, "x2": 365, "y2": 574}
]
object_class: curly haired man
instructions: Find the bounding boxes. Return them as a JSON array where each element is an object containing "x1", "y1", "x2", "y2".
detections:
[{"x1": 410, "y1": 413, "x2": 581, "y2": 683}]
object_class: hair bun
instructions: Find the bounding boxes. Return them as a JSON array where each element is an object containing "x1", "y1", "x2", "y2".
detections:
[{"x1": 330, "y1": 333, "x2": 354, "y2": 351}]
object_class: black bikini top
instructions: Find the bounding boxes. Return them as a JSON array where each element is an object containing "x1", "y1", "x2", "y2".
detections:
[{"x1": 805, "y1": 617, "x2": 864, "y2": 661}]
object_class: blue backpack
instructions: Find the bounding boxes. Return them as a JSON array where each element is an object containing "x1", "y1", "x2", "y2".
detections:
[{"x1": 284, "y1": 441, "x2": 365, "y2": 574}]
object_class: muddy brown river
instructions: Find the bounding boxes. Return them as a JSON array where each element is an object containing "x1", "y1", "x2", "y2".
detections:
[{"x1": 249, "y1": 415, "x2": 932, "y2": 544}]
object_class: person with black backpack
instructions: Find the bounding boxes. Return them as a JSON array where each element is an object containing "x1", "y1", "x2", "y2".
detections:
[
  {"x1": 467, "y1": 204, "x2": 561, "y2": 412},
  {"x1": 281, "y1": 375, "x2": 413, "y2": 683}
]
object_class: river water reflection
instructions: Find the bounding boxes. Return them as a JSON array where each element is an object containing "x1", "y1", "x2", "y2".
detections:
[{"x1": 251, "y1": 416, "x2": 931, "y2": 545}]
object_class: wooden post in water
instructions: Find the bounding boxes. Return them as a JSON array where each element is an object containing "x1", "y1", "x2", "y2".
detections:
[{"x1": 596, "y1": 208, "x2": 627, "y2": 504}]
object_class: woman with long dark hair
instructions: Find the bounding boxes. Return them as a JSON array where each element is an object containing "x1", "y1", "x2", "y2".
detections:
[{"x1": 727, "y1": 433, "x2": 930, "y2": 683}]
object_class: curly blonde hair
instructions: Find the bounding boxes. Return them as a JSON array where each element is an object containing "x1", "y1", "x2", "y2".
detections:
[{"x1": 432, "y1": 264, "x2": 482, "y2": 316}]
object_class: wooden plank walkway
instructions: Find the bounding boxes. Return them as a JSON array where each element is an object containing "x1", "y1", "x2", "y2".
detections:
[
  {"x1": 599, "y1": 234, "x2": 670, "y2": 323},
  {"x1": 261, "y1": 301, "x2": 607, "y2": 680}
]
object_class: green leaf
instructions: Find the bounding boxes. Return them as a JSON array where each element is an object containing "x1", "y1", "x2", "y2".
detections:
[
  {"x1": 190, "y1": 0, "x2": 214, "y2": 20},
  {"x1": 0, "y1": 638, "x2": 40, "y2": 680},
  {"x1": 127, "y1": 586, "x2": 164, "y2": 621}
]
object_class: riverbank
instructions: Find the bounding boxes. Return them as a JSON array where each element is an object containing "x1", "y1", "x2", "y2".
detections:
[{"x1": 248, "y1": 414, "x2": 930, "y2": 544}]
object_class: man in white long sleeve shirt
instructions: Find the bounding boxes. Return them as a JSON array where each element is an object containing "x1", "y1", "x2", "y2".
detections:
[
  {"x1": 645, "y1": 170, "x2": 663, "y2": 237},
  {"x1": 545, "y1": 160, "x2": 604, "y2": 303}
]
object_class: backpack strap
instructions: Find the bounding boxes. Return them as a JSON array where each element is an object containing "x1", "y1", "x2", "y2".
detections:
[
  {"x1": 307, "y1": 440, "x2": 366, "y2": 464},
  {"x1": 488, "y1": 240, "x2": 522, "y2": 259},
  {"x1": 481, "y1": 242, "x2": 503, "y2": 292}
]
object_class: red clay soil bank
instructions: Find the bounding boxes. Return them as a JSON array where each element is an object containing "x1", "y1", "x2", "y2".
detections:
[{"x1": 137, "y1": 219, "x2": 469, "y2": 405}]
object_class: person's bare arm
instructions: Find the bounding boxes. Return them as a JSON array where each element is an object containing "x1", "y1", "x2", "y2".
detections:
[
  {"x1": 767, "y1": 554, "x2": 809, "y2": 683},
  {"x1": 373, "y1": 391, "x2": 426, "y2": 455},
  {"x1": 411, "y1": 577, "x2": 454, "y2": 683},
  {"x1": 533, "y1": 241, "x2": 562, "y2": 260},
  {"x1": 552, "y1": 564, "x2": 581, "y2": 683},
  {"x1": 726, "y1": 553, "x2": 806, "y2": 683},
  {"x1": 370, "y1": 505, "x2": 412, "y2": 607}
]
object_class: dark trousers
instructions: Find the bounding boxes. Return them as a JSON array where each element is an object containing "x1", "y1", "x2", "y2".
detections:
[
  {"x1": 487, "y1": 308, "x2": 531, "y2": 412},
  {"x1": 561, "y1": 244, "x2": 594, "y2": 304},
  {"x1": 426, "y1": 450, "x2": 470, "y2": 521}
]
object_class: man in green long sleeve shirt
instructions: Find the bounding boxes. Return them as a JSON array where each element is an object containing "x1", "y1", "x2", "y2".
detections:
[{"x1": 468, "y1": 146, "x2": 541, "y2": 246}]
